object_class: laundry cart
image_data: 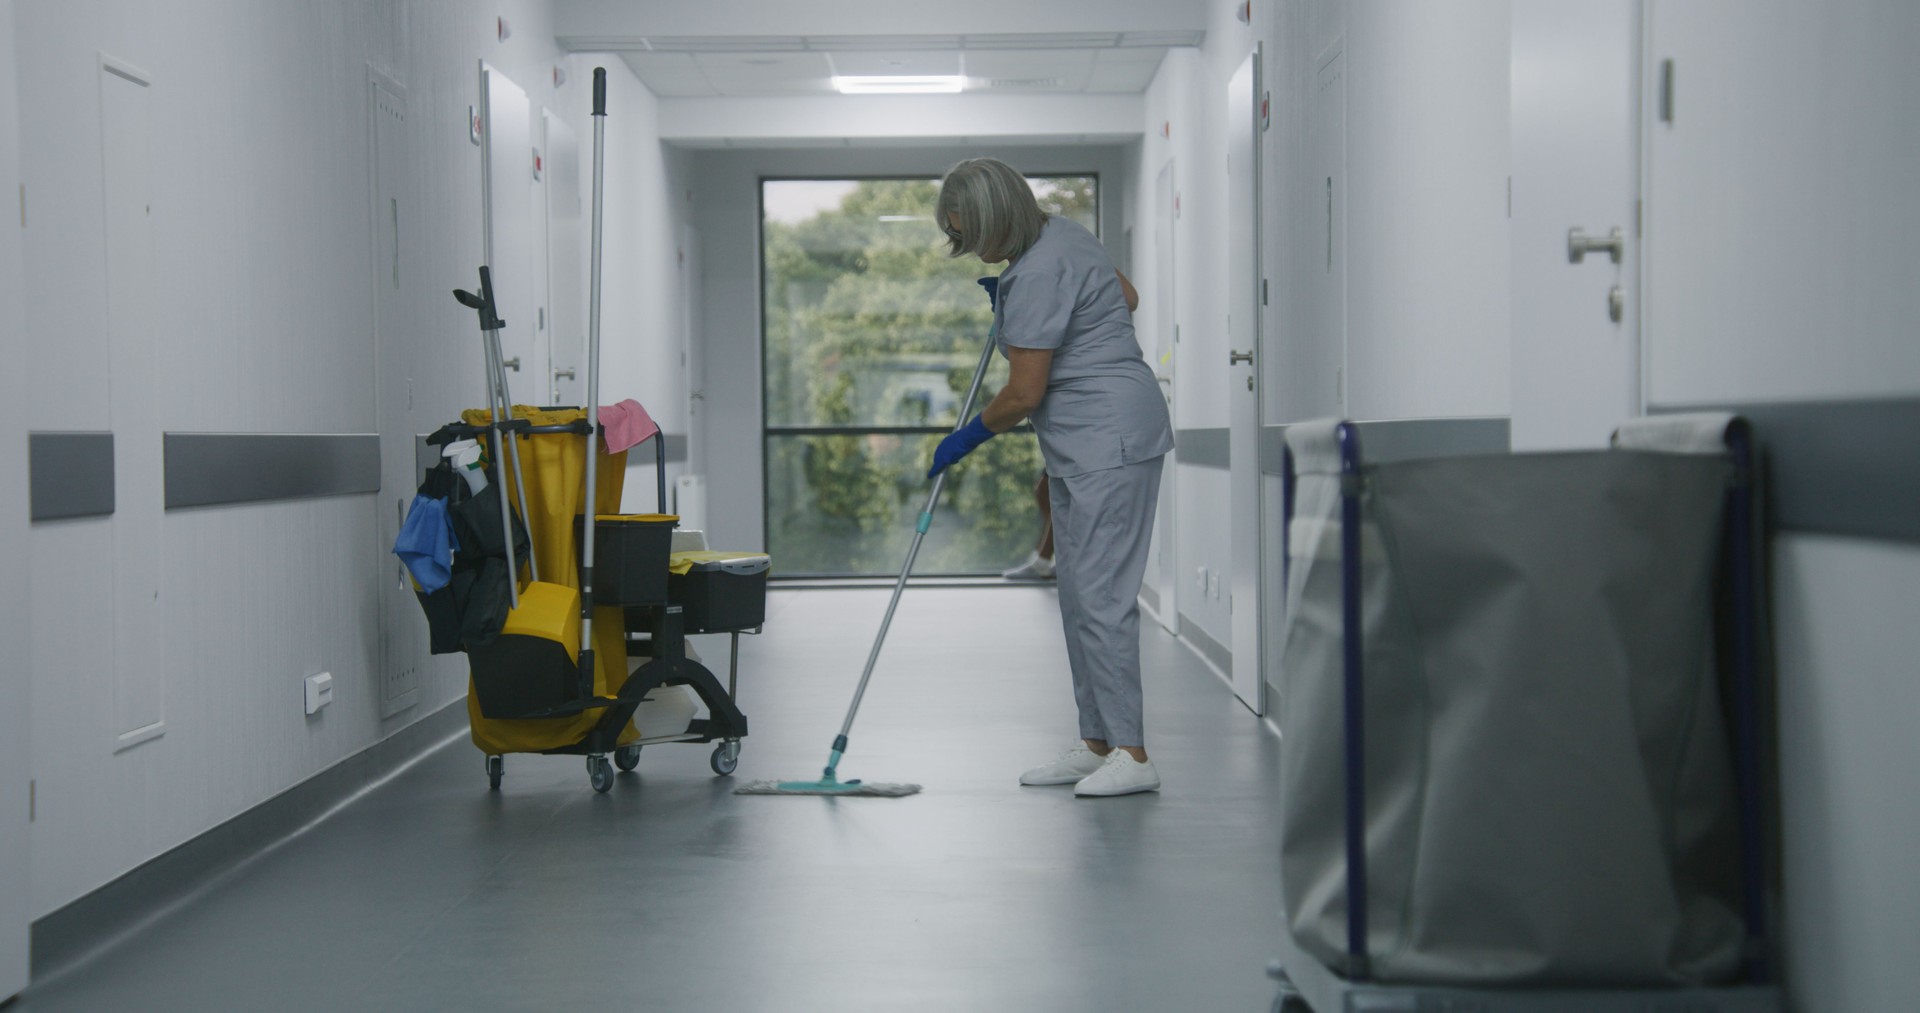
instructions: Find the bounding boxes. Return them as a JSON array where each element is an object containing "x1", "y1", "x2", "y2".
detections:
[
  {"x1": 418, "y1": 406, "x2": 752, "y2": 793},
  {"x1": 1267, "y1": 416, "x2": 1784, "y2": 1012}
]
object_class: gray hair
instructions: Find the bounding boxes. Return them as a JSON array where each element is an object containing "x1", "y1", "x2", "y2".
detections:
[{"x1": 937, "y1": 157, "x2": 1048, "y2": 262}]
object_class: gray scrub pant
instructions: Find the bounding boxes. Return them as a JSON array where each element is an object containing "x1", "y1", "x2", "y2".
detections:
[{"x1": 1048, "y1": 455, "x2": 1164, "y2": 749}]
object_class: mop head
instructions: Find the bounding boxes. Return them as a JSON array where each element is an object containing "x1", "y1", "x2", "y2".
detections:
[{"x1": 734, "y1": 778, "x2": 922, "y2": 797}]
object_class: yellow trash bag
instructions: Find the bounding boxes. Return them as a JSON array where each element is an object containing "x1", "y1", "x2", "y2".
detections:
[{"x1": 460, "y1": 406, "x2": 638, "y2": 755}]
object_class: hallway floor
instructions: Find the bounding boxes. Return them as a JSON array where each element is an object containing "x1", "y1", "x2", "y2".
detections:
[{"x1": 20, "y1": 586, "x2": 1285, "y2": 1012}]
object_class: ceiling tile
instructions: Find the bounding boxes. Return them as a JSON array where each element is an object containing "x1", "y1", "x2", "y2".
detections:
[
  {"x1": 807, "y1": 35, "x2": 963, "y2": 51},
  {"x1": 691, "y1": 52, "x2": 837, "y2": 97},
  {"x1": 1086, "y1": 48, "x2": 1167, "y2": 93},
  {"x1": 961, "y1": 32, "x2": 1122, "y2": 49},
  {"x1": 825, "y1": 51, "x2": 963, "y2": 77},
  {"x1": 619, "y1": 52, "x2": 718, "y2": 98}
]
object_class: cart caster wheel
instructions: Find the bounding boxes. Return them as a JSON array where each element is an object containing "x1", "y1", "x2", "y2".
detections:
[
  {"x1": 485, "y1": 755, "x2": 503, "y2": 791},
  {"x1": 614, "y1": 745, "x2": 641, "y2": 772},
  {"x1": 587, "y1": 755, "x2": 614, "y2": 793},
  {"x1": 709, "y1": 741, "x2": 740, "y2": 777}
]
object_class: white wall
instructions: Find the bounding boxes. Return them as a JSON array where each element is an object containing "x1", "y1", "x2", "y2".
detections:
[
  {"x1": 687, "y1": 142, "x2": 1133, "y2": 553},
  {"x1": 1642, "y1": 5, "x2": 1920, "y2": 1007},
  {"x1": 589, "y1": 59, "x2": 694, "y2": 511},
  {"x1": 16, "y1": 1, "x2": 687, "y2": 919},
  {"x1": 0, "y1": 0, "x2": 31, "y2": 995},
  {"x1": 1344, "y1": 2, "x2": 1511, "y2": 420},
  {"x1": 1131, "y1": 1, "x2": 1261, "y2": 650}
]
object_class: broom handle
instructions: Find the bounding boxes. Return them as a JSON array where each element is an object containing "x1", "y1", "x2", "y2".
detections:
[
  {"x1": 833, "y1": 308, "x2": 1000, "y2": 746},
  {"x1": 578, "y1": 68, "x2": 608, "y2": 683}
]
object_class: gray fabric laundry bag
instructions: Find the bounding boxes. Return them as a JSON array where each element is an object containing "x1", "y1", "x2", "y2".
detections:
[{"x1": 1278, "y1": 421, "x2": 1746, "y2": 987}]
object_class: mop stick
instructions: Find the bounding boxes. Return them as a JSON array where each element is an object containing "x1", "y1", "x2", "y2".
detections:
[
  {"x1": 736, "y1": 277, "x2": 1000, "y2": 798},
  {"x1": 576, "y1": 67, "x2": 608, "y2": 699}
]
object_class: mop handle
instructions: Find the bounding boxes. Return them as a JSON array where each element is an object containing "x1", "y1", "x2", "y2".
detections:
[
  {"x1": 834, "y1": 295, "x2": 1001, "y2": 743},
  {"x1": 578, "y1": 68, "x2": 608, "y2": 677},
  {"x1": 475, "y1": 267, "x2": 521, "y2": 609}
]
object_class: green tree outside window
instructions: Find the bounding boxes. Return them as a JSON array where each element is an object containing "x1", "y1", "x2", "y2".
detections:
[{"x1": 764, "y1": 175, "x2": 1098, "y2": 575}]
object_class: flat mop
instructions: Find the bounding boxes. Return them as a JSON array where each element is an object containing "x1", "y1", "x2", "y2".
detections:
[{"x1": 735, "y1": 276, "x2": 1002, "y2": 798}]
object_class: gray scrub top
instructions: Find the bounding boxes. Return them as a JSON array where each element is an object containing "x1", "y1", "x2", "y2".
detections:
[{"x1": 994, "y1": 217, "x2": 1174, "y2": 478}]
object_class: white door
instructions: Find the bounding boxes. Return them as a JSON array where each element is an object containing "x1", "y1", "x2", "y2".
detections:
[
  {"x1": 371, "y1": 70, "x2": 423, "y2": 717},
  {"x1": 544, "y1": 110, "x2": 584, "y2": 406},
  {"x1": 1149, "y1": 159, "x2": 1179, "y2": 633},
  {"x1": 679, "y1": 223, "x2": 703, "y2": 477},
  {"x1": 1227, "y1": 47, "x2": 1265, "y2": 714},
  {"x1": 480, "y1": 64, "x2": 539, "y2": 407},
  {"x1": 1274, "y1": 44, "x2": 1348, "y2": 422},
  {"x1": 1510, "y1": 1, "x2": 1643, "y2": 450}
]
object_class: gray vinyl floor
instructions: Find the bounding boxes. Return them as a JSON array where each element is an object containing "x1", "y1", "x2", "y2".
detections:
[{"x1": 19, "y1": 586, "x2": 1286, "y2": 1012}]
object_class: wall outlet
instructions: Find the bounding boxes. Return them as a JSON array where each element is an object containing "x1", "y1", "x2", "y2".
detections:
[
  {"x1": 1196, "y1": 565, "x2": 1208, "y2": 590},
  {"x1": 305, "y1": 672, "x2": 334, "y2": 715},
  {"x1": 1209, "y1": 572, "x2": 1221, "y2": 599}
]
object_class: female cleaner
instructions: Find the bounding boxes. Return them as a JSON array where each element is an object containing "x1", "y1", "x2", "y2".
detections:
[{"x1": 928, "y1": 157, "x2": 1173, "y2": 797}]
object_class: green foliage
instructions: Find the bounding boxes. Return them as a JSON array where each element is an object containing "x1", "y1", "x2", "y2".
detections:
[{"x1": 763, "y1": 175, "x2": 1096, "y2": 574}]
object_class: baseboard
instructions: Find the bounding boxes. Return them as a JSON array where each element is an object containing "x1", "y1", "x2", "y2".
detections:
[
  {"x1": 29, "y1": 697, "x2": 469, "y2": 982},
  {"x1": 1175, "y1": 611, "x2": 1233, "y2": 682}
]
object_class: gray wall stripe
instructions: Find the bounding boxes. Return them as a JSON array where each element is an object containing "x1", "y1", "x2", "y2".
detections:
[
  {"x1": 163, "y1": 433, "x2": 380, "y2": 509},
  {"x1": 28, "y1": 432, "x2": 115, "y2": 521},
  {"x1": 1260, "y1": 417, "x2": 1512, "y2": 474},
  {"x1": 1174, "y1": 427, "x2": 1229, "y2": 469},
  {"x1": 30, "y1": 698, "x2": 470, "y2": 979},
  {"x1": 1653, "y1": 398, "x2": 1920, "y2": 544}
]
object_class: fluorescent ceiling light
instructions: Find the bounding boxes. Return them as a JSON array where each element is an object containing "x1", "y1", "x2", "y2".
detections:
[{"x1": 832, "y1": 75, "x2": 965, "y2": 94}]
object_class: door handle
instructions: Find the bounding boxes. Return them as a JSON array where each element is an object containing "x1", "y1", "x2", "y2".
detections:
[
  {"x1": 553, "y1": 367, "x2": 576, "y2": 380},
  {"x1": 1567, "y1": 226, "x2": 1624, "y2": 265},
  {"x1": 502, "y1": 356, "x2": 521, "y2": 372},
  {"x1": 1229, "y1": 350, "x2": 1254, "y2": 366}
]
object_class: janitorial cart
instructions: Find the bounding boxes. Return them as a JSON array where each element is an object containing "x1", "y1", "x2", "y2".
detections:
[{"x1": 406, "y1": 68, "x2": 757, "y2": 793}]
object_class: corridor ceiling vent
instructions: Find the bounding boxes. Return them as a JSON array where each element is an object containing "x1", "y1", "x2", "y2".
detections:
[{"x1": 831, "y1": 75, "x2": 967, "y2": 94}]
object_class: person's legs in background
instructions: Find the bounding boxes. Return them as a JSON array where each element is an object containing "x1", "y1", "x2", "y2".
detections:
[{"x1": 1003, "y1": 471, "x2": 1055, "y2": 580}]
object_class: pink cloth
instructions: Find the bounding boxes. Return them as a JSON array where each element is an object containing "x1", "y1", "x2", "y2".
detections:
[{"x1": 599, "y1": 399, "x2": 660, "y2": 454}]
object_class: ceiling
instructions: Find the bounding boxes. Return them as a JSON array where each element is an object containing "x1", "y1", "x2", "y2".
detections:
[{"x1": 605, "y1": 32, "x2": 1200, "y2": 99}]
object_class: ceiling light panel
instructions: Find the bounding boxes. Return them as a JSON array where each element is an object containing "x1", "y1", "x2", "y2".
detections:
[
  {"x1": 963, "y1": 49, "x2": 1095, "y2": 91},
  {"x1": 830, "y1": 75, "x2": 966, "y2": 94}
]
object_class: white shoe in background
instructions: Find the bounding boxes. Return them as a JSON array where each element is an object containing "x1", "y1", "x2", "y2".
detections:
[
  {"x1": 1019, "y1": 742, "x2": 1106, "y2": 785},
  {"x1": 1074, "y1": 750, "x2": 1161, "y2": 797},
  {"x1": 1002, "y1": 552, "x2": 1056, "y2": 581}
]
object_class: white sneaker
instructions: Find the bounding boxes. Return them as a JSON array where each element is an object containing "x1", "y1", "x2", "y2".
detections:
[
  {"x1": 1002, "y1": 552, "x2": 1056, "y2": 581},
  {"x1": 1019, "y1": 742, "x2": 1106, "y2": 786},
  {"x1": 1074, "y1": 750, "x2": 1161, "y2": 797}
]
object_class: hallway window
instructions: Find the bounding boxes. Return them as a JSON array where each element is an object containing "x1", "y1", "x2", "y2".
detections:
[{"x1": 763, "y1": 175, "x2": 1098, "y2": 576}]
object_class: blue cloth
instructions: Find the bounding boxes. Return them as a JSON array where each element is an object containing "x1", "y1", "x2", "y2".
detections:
[
  {"x1": 393, "y1": 493, "x2": 457, "y2": 593},
  {"x1": 928, "y1": 415, "x2": 996, "y2": 478}
]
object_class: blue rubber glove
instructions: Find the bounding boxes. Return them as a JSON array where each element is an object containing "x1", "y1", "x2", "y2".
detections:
[{"x1": 928, "y1": 415, "x2": 995, "y2": 478}]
